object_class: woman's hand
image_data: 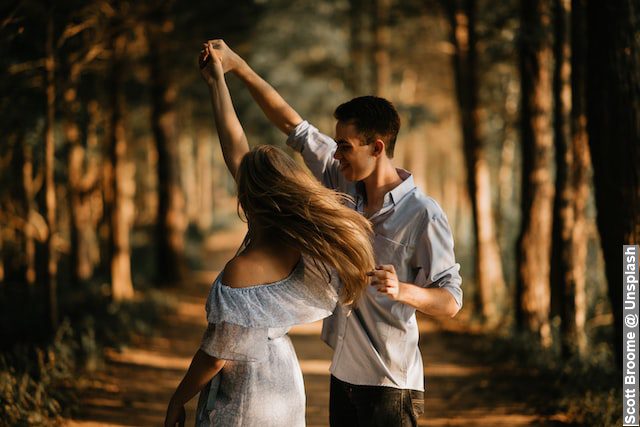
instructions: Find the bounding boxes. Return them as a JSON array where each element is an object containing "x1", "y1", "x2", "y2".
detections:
[
  {"x1": 199, "y1": 41, "x2": 224, "y2": 86},
  {"x1": 164, "y1": 400, "x2": 186, "y2": 427}
]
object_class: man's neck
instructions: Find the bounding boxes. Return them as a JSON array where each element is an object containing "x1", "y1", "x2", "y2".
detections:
[{"x1": 361, "y1": 159, "x2": 403, "y2": 213}]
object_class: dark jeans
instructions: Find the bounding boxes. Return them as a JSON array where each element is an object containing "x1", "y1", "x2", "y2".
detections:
[{"x1": 329, "y1": 375, "x2": 425, "y2": 427}]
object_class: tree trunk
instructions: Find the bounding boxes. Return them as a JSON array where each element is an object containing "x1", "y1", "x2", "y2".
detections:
[
  {"x1": 65, "y1": 88, "x2": 100, "y2": 284},
  {"x1": 65, "y1": 88, "x2": 82, "y2": 287},
  {"x1": 586, "y1": 0, "x2": 640, "y2": 367},
  {"x1": 0, "y1": 227, "x2": 3, "y2": 285},
  {"x1": 17, "y1": 133, "x2": 37, "y2": 287},
  {"x1": 196, "y1": 132, "x2": 213, "y2": 231},
  {"x1": 551, "y1": 0, "x2": 590, "y2": 359},
  {"x1": 348, "y1": 0, "x2": 374, "y2": 95},
  {"x1": 149, "y1": 19, "x2": 187, "y2": 286},
  {"x1": 516, "y1": 0, "x2": 554, "y2": 346},
  {"x1": 42, "y1": 7, "x2": 58, "y2": 333},
  {"x1": 108, "y1": 31, "x2": 134, "y2": 301},
  {"x1": 447, "y1": 0, "x2": 507, "y2": 326},
  {"x1": 372, "y1": 0, "x2": 391, "y2": 99},
  {"x1": 550, "y1": 0, "x2": 570, "y2": 323}
]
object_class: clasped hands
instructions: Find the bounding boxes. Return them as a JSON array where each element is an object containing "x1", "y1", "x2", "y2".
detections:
[{"x1": 198, "y1": 39, "x2": 244, "y2": 84}]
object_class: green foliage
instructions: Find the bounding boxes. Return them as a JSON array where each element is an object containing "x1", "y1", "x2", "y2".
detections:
[
  {"x1": 0, "y1": 287, "x2": 176, "y2": 425},
  {"x1": 0, "y1": 320, "x2": 77, "y2": 426},
  {"x1": 471, "y1": 330, "x2": 621, "y2": 426}
]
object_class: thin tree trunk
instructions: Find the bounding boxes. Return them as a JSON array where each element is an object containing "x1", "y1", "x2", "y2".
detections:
[
  {"x1": 348, "y1": 0, "x2": 374, "y2": 95},
  {"x1": 43, "y1": 6, "x2": 58, "y2": 332},
  {"x1": 373, "y1": 0, "x2": 391, "y2": 99},
  {"x1": 447, "y1": 0, "x2": 507, "y2": 326},
  {"x1": 552, "y1": 0, "x2": 589, "y2": 359},
  {"x1": 565, "y1": 0, "x2": 590, "y2": 358},
  {"x1": 108, "y1": 31, "x2": 134, "y2": 301},
  {"x1": 0, "y1": 227, "x2": 4, "y2": 285},
  {"x1": 196, "y1": 133, "x2": 213, "y2": 231},
  {"x1": 66, "y1": 88, "x2": 100, "y2": 283},
  {"x1": 516, "y1": 0, "x2": 554, "y2": 347},
  {"x1": 149, "y1": 19, "x2": 187, "y2": 285},
  {"x1": 586, "y1": 0, "x2": 640, "y2": 368},
  {"x1": 16, "y1": 133, "x2": 37, "y2": 287},
  {"x1": 550, "y1": 0, "x2": 571, "y2": 323},
  {"x1": 65, "y1": 88, "x2": 82, "y2": 287}
]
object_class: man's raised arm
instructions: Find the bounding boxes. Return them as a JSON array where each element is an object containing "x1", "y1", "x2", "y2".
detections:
[{"x1": 207, "y1": 39, "x2": 303, "y2": 136}]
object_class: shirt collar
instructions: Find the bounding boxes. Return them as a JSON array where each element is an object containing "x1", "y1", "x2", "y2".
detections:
[
  {"x1": 389, "y1": 169, "x2": 415, "y2": 205},
  {"x1": 355, "y1": 168, "x2": 416, "y2": 207}
]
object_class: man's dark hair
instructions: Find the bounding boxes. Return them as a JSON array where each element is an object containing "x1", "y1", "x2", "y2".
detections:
[{"x1": 333, "y1": 96, "x2": 401, "y2": 158}]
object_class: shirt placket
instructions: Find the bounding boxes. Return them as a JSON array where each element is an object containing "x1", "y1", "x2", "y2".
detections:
[{"x1": 332, "y1": 306, "x2": 349, "y2": 368}]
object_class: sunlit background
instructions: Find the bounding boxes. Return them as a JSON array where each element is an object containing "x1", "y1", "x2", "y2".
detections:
[{"x1": 2, "y1": 0, "x2": 637, "y2": 425}]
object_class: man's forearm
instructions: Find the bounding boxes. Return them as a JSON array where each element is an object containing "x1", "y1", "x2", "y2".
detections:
[
  {"x1": 233, "y1": 61, "x2": 303, "y2": 136},
  {"x1": 397, "y1": 282, "x2": 460, "y2": 318}
]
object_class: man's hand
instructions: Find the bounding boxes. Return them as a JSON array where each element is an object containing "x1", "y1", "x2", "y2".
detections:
[
  {"x1": 368, "y1": 265, "x2": 402, "y2": 301},
  {"x1": 204, "y1": 39, "x2": 245, "y2": 74},
  {"x1": 199, "y1": 41, "x2": 224, "y2": 86}
]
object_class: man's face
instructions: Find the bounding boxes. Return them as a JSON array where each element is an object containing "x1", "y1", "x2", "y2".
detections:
[{"x1": 333, "y1": 121, "x2": 377, "y2": 182}]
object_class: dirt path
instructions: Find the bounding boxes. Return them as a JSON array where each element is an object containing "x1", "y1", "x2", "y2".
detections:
[{"x1": 66, "y1": 228, "x2": 570, "y2": 427}]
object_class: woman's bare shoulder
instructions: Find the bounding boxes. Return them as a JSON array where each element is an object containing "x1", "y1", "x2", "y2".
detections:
[{"x1": 221, "y1": 255, "x2": 262, "y2": 288}]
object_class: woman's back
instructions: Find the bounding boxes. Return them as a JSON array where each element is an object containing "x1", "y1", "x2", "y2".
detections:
[
  {"x1": 221, "y1": 244, "x2": 301, "y2": 289},
  {"x1": 196, "y1": 252, "x2": 338, "y2": 427}
]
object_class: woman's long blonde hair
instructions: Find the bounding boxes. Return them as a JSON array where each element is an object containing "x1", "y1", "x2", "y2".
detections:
[{"x1": 236, "y1": 145, "x2": 375, "y2": 305}]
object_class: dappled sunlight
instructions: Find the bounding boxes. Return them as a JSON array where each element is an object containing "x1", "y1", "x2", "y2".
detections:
[
  {"x1": 424, "y1": 362, "x2": 490, "y2": 377},
  {"x1": 421, "y1": 413, "x2": 566, "y2": 426},
  {"x1": 290, "y1": 319, "x2": 323, "y2": 335},
  {"x1": 104, "y1": 348, "x2": 191, "y2": 371},
  {"x1": 299, "y1": 359, "x2": 331, "y2": 375}
]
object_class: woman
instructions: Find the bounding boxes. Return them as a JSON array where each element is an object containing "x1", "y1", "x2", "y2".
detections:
[{"x1": 163, "y1": 44, "x2": 375, "y2": 427}]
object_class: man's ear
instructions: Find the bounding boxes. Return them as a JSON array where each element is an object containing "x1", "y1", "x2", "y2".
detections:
[{"x1": 372, "y1": 139, "x2": 385, "y2": 157}]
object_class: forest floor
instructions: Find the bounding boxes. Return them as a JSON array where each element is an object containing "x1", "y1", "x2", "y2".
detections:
[{"x1": 64, "y1": 226, "x2": 572, "y2": 427}]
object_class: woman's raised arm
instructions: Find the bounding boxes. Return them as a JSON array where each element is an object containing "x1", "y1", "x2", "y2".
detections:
[{"x1": 199, "y1": 42, "x2": 249, "y2": 182}]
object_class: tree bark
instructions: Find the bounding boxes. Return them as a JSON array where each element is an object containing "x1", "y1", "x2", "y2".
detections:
[
  {"x1": 107, "y1": 30, "x2": 134, "y2": 301},
  {"x1": 12, "y1": 132, "x2": 38, "y2": 287},
  {"x1": 447, "y1": 0, "x2": 507, "y2": 326},
  {"x1": 516, "y1": 0, "x2": 554, "y2": 346},
  {"x1": 149, "y1": 16, "x2": 187, "y2": 286},
  {"x1": 42, "y1": 6, "x2": 58, "y2": 333},
  {"x1": 65, "y1": 87, "x2": 83, "y2": 287},
  {"x1": 551, "y1": 0, "x2": 590, "y2": 359},
  {"x1": 348, "y1": 0, "x2": 374, "y2": 95},
  {"x1": 372, "y1": 0, "x2": 391, "y2": 99},
  {"x1": 196, "y1": 133, "x2": 213, "y2": 231},
  {"x1": 586, "y1": 0, "x2": 640, "y2": 367}
]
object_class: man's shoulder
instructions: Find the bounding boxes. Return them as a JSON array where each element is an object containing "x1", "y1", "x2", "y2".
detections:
[{"x1": 404, "y1": 187, "x2": 445, "y2": 222}]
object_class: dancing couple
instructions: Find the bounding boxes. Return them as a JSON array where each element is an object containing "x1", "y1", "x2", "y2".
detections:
[{"x1": 164, "y1": 40, "x2": 462, "y2": 427}]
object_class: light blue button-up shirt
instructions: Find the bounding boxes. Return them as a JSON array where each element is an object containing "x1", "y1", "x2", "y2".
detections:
[{"x1": 287, "y1": 121, "x2": 463, "y2": 391}]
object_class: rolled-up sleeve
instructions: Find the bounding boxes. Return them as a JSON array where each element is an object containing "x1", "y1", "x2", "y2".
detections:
[
  {"x1": 286, "y1": 120, "x2": 343, "y2": 190},
  {"x1": 413, "y1": 213, "x2": 463, "y2": 309}
]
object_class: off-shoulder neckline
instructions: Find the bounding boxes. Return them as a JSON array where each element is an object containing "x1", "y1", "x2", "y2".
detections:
[{"x1": 217, "y1": 257, "x2": 304, "y2": 291}]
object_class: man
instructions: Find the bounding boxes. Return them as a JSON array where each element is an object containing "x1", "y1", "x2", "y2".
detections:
[{"x1": 203, "y1": 39, "x2": 463, "y2": 427}]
